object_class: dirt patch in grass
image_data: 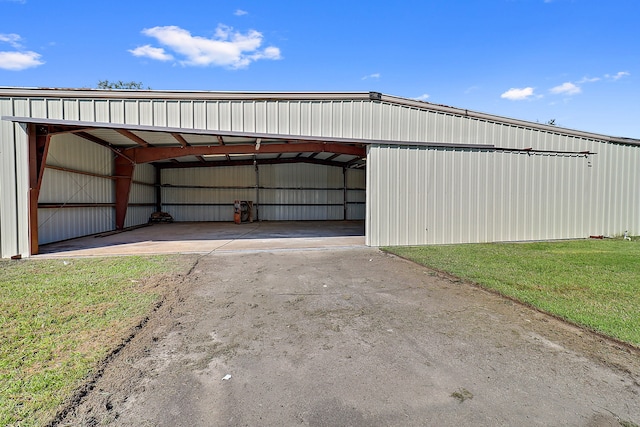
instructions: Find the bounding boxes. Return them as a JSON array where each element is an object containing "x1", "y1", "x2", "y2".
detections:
[{"x1": 0, "y1": 255, "x2": 198, "y2": 427}]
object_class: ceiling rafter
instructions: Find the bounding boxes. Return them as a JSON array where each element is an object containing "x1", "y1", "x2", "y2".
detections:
[
  {"x1": 345, "y1": 156, "x2": 366, "y2": 167},
  {"x1": 171, "y1": 133, "x2": 189, "y2": 148},
  {"x1": 215, "y1": 136, "x2": 230, "y2": 160},
  {"x1": 74, "y1": 131, "x2": 135, "y2": 163},
  {"x1": 115, "y1": 129, "x2": 150, "y2": 147}
]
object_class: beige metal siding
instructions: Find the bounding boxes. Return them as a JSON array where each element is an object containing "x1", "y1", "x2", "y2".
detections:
[
  {"x1": 366, "y1": 143, "x2": 638, "y2": 246},
  {"x1": 259, "y1": 163, "x2": 344, "y2": 221},
  {"x1": 125, "y1": 163, "x2": 156, "y2": 228},
  {"x1": 0, "y1": 98, "x2": 30, "y2": 258},
  {"x1": 1, "y1": 93, "x2": 612, "y2": 149},
  {"x1": 161, "y1": 163, "x2": 365, "y2": 222},
  {"x1": 346, "y1": 168, "x2": 366, "y2": 220},
  {"x1": 161, "y1": 166, "x2": 255, "y2": 221},
  {"x1": 36, "y1": 134, "x2": 156, "y2": 244},
  {"x1": 37, "y1": 134, "x2": 114, "y2": 244}
]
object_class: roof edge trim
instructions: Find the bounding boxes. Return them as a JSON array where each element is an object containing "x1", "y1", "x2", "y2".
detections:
[
  {"x1": 380, "y1": 94, "x2": 640, "y2": 145},
  {"x1": 0, "y1": 87, "x2": 373, "y2": 101},
  {"x1": 1, "y1": 116, "x2": 494, "y2": 150}
]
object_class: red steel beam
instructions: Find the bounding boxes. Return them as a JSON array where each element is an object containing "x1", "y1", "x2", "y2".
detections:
[
  {"x1": 125, "y1": 142, "x2": 365, "y2": 164},
  {"x1": 114, "y1": 156, "x2": 135, "y2": 230},
  {"x1": 154, "y1": 156, "x2": 356, "y2": 169},
  {"x1": 27, "y1": 124, "x2": 51, "y2": 255}
]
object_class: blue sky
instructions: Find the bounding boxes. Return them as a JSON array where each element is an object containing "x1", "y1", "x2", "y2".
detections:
[{"x1": 1, "y1": 0, "x2": 638, "y2": 138}]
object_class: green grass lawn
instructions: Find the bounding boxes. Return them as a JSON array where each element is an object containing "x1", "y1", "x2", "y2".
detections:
[
  {"x1": 384, "y1": 239, "x2": 640, "y2": 347},
  {"x1": 0, "y1": 255, "x2": 187, "y2": 427}
]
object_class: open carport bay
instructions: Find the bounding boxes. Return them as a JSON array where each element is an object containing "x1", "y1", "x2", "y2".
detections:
[{"x1": 38, "y1": 220, "x2": 365, "y2": 257}]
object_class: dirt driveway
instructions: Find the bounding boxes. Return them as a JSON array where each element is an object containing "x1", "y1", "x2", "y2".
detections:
[{"x1": 59, "y1": 248, "x2": 640, "y2": 426}]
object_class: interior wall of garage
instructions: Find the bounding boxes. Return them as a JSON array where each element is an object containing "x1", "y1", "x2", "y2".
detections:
[
  {"x1": 126, "y1": 164, "x2": 156, "y2": 228},
  {"x1": 161, "y1": 164, "x2": 365, "y2": 222},
  {"x1": 37, "y1": 133, "x2": 156, "y2": 245},
  {"x1": 366, "y1": 143, "x2": 640, "y2": 246}
]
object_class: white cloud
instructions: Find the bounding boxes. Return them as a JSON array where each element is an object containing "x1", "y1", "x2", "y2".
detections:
[
  {"x1": 249, "y1": 46, "x2": 281, "y2": 61},
  {"x1": 128, "y1": 44, "x2": 173, "y2": 61},
  {"x1": 0, "y1": 33, "x2": 44, "y2": 70},
  {"x1": 415, "y1": 94, "x2": 430, "y2": 101},
  {"x1": 606, "y1": 71, "x2": 630, "y2": 80},
  {"x1": 0, "y1": 50, "x2": 44, "y2": 70},
  {"x1": 501, "y1": 87, "x2": 536, "y2": 101},
  {"x1": 550, "y1": 82, "x2": 581, "y2": 95},
  {"x1": 132, "y1": 25, "x2": 281, "y2": 69},
  {"x1": 234, "y1": 9, "x2": 248, "y2": 16},
  {"x1": 361, "y1": 73, "x2": 380, "y2": 80},
  {"x1": 0, "y1": 33, "x2": 23, "y2": 48},
  {"x1": 577, "y1": 76, "x2": 600, "y2": 84}
]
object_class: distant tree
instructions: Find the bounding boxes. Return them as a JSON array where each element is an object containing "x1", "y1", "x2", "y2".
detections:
[
  {"x1": 97, "y1": 80, "x2": 150, "y2": 90},
  {"x1": 546, "y1": 119, "x2": 556, "y2": 126}
]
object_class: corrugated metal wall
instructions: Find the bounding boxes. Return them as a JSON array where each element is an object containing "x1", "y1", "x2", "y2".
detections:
[
  {"x1": 0, "y1": 98, "x2": 29, "y2": 258},
  {"x1": 36, "y1": 134, "x2": 156, "y2": 244},
  {"x1": 38, "y1": 134, "x2": 113, "y2": 244},
  {"x1": 126, "y1": 164, "x2": 156, "y2": 228},
  {"x1": 366, "y1": 143, "x2": 640, "y2": 246},
  {"x1": 161, "y1": 164, "x2": 365, "y2": 222},
  {"x1": 161, "y1": 166, "x2": 255, "y2": 221}
]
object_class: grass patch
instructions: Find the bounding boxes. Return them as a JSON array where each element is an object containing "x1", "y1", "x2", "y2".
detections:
[
  {"x1": 384, "y1": 239, "x2": 640, "y2": 347},
  {"x1": 0, "y1": 255, "x2": 186, "y2": 427}
]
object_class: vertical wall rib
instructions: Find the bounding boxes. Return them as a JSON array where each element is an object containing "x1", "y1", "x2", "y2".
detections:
[{"x1": 366, "y1": 144, "x2": 637, "y2": 246}]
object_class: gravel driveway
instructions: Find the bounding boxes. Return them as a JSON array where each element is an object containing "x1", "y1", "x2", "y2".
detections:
[{"x1": 59, "y1": 247, "x2": 640, "y2": 426}]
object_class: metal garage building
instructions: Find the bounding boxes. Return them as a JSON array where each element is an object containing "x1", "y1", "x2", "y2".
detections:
[{"x1": 1, "y1": 87, "x2": 639, "y2": 258}]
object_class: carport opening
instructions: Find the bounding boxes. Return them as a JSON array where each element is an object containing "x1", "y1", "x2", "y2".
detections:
[{"x1": 27, "y1": 120, "x2": 367, "y2": 256}]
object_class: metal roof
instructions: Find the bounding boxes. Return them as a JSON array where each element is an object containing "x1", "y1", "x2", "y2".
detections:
[{"x1": 1, "y1": 87, "x2": 638, "y2": 145}]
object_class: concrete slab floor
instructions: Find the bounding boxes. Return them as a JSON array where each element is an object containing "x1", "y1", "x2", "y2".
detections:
[{"x1": 37, "y1": 220, "x2": 366, "y2": 257}]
